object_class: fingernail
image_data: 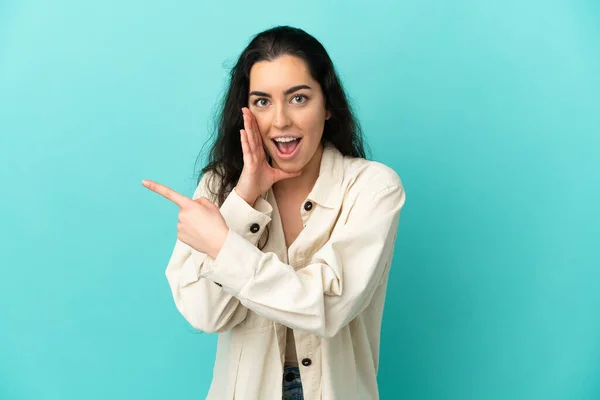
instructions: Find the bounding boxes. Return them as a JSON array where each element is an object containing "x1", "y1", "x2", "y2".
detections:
[{"x1": 142, "y1": 180, "x2": 149, "y2": 187}]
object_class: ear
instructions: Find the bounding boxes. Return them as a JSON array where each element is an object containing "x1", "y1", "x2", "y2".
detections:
[{"x1": 325, "y1": 110, "x2": 332, "y2": 120}]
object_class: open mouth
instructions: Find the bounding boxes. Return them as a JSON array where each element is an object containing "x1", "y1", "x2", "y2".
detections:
[{"x1": 273, "y1": 137, "x2": 302, "y2": 158}]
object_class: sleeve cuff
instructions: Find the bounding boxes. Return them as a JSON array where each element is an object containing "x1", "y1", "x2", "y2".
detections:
[
  {"x1": 219, "y1": 188, "x2": 272, "y2": 246},
  {"x1": 177, "y1": 248, "x2": 217, "y2": 286},
  {"x1": 199, "y1": 229, "x2": 263, "y2": 296}
]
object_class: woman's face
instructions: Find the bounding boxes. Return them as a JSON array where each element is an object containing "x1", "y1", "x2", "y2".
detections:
[{"x1": 248, "y1": 55, "x2": 330, "y2": 173}]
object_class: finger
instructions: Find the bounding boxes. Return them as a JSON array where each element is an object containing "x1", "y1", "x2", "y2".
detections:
[
  {"x1": 250, "y1": 112, "x2": 264, "y2": 151},
  {"x1": 243, "y1": 110, "x2": 258, "y2": 156},
  {"x1": 193, "y1": 196, "x2": 213, "y2": 207},
  {"x1": 272, "y1": 168, "x2": 303, "y2": 183},
  {"x1": 142, "y1": 180, "x2": 192, "y2": 207},
  {"x1": 248, "y1": 109, "x2": 263, "y2": 148},
  {"x1": 240, "y1": 129, "x2": 251, "y2": 165}
]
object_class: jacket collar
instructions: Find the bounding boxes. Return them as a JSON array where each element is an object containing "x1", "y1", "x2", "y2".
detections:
[{"x1": 304, "y1": 142, "x2": 345, "y2": 209}]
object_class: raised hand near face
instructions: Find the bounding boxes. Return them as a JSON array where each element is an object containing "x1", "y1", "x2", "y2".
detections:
[
  {"x1": 141, "y1": 180, "x2": 228, "y2": 259},
  {"x1": 234, "y1": 107, "x2": 302, "y2": 206}
]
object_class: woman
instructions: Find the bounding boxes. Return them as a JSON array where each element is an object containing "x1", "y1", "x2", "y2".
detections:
[{"x1": 143, "y1": 25, "x2": 406, "y2": 400}]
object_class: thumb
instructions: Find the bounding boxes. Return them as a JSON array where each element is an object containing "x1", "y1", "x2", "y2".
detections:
[
  {"x1": 193, "y1": 196, "x2": 213, "y2": 206},
  {"x1": 272, "y1": 168, "x2": 303, "y2": 183}
]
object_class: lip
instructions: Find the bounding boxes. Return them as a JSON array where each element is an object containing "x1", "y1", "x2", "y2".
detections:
[
  {"x1": 272, "y1": 137, "x2": 302, "y2": 160},
  {"x1": 270, "y1": 135, "x2": 302, "y2": 140}
]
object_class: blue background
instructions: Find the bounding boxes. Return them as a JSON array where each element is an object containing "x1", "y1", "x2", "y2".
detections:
[{"x1": 1, "y1": 1, "x2": 599, "y2": 399}]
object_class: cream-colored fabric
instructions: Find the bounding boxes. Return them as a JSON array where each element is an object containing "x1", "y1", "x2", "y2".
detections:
[{"x1": 165, "y1": 143, "x2": 406, "y2": 399}]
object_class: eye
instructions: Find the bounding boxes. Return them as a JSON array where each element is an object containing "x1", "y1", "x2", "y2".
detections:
[
  {"x1": 291, "y1": 94, "x2": 308, "y2": 104},
  {"x1": 253, "y1": 98, "x2": 270, "y2": 107}
]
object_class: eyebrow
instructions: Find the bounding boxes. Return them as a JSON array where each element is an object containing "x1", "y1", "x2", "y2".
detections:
[{"x1": 248, "y1": 85, "x2": 312, "y2": 98}]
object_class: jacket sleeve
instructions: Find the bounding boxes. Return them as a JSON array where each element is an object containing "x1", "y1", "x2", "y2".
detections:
[
  {"x1": 164, "y1": 172, "x2": 273, "y2": 333},
  {"x1": 198, "y1": 178, "x2": 406, "y2": 339}
]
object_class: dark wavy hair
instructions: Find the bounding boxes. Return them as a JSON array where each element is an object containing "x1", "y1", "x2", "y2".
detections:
[{"x1": 196, "y1": 25, "x2": 368, "y2": 211}]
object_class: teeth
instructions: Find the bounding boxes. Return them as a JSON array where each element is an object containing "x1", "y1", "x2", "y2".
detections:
[{"x1": 274, "y1": 137, "x2": 299, "y2": 143}]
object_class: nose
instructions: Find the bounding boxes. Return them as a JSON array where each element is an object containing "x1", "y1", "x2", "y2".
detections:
[{"x1": 272, "y1": 103, "x2": 292, "y2": 130}]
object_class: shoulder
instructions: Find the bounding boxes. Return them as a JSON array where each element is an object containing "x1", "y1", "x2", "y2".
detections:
[
  {"x1": 334, "y1": 154, "x2": 406, "y2": 222},
  {"x1": 341, "y1": 154, "x2": 404, "y2": 197},
  {"x1": 194, "y1": 166, "x2": 227, "y2": 202}
]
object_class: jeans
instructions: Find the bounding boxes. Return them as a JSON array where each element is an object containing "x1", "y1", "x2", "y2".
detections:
[{"x1": 282, "y1": 366, "x2": 304, "y2": 400}]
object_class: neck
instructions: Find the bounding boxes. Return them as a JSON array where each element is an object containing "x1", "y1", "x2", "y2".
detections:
[{"x1": 273, "y1": 143, "x2": 324, "y2": 197}]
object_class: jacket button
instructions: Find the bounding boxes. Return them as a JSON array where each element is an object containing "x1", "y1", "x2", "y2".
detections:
[
  {"x1": 249, "y1": 223, "x2": 260, "y2": 233},
  {"x1": 303, "y1": 201, "x2": 313, "y2": 211},
  {"x1": 301, "y1": 358, "x2": 312, "y2": 367}
]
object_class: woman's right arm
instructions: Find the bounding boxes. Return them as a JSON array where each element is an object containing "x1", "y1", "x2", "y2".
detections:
[{"x1": 165, "y1": 171, "x2": 273, "y2": 333}]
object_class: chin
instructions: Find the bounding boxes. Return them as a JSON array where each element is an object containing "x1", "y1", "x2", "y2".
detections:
[
  {"x1": 269, "y1": 154, "x2": 307, "y2": 173},
  {"x1": 277, "y1": 160, "x2": 305, "y2": 173}
]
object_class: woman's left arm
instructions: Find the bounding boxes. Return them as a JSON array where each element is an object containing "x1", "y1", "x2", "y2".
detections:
[{"x1": 200, "y1": 180, "x2": 406, "y2": 339}]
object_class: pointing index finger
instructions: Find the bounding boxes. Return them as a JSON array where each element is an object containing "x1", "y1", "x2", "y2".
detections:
[{"x1": 142, "y1": 180, "x2": 192, "y2": 207}]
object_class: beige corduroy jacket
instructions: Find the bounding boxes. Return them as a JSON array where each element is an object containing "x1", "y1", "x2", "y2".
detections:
[{"x1": 165, "y1": 143, "x2": 406, "y2": 399}]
